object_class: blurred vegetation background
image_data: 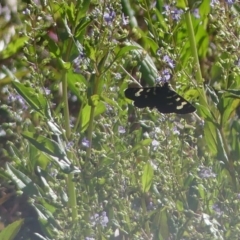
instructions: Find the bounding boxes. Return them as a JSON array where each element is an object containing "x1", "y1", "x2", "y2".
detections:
[{"x1": 0, "y1": 0, "x2": 240, "y2": 239}]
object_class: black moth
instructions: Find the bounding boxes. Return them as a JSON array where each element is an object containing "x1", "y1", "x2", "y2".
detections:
[{"x1": 124, "y1": 82, "x2": 195, "y2": 114}]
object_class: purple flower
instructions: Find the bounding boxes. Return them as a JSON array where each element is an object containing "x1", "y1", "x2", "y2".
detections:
[
  {"x1": 163, "y1": 55, "x2": 175, "y2": 69},
  {"x1": 156, "y1": 49, "x2": 162, "y2": 56},
  {"x1": 105, "y1": 103, "x2": 114, "y2": 115},
  {"x1": 73, "y1": 52, "x2": 86, "y2": 64},
  {"x1": 225, "y1": 0, "x2": 235, "y2": 5},
  {"x1": 0, "y1": 129, "x2": 6, "y2": 137},
  {"x1": 212, "y1": 203, "x2": 223, "y2": 216},
  {"x1": 82, "y1": 137, "x2": 90, "y2": 148},
  {"x1": 171, "y1": 8, "x2": 184, "y2": 22},
  {"x1": 90, "y1": 211, "x2": 109, "y2": 228},
  {"x1": 198, "y1": 166, "x2": 216, "y2": 179},
  {"x1": 147, "y1": 201, "x2": 155, "y2": 211},
  {"x1": 118, "y1": 126, "x2": 126, "y2": 134},
  {"x1": 42, "y1": 87, "x2": 51, "y2": 95},
  {"x1": 234, "y1": 58, "x2": 240, "y2": 67},
  {"x1": 101, "y1": 211, "x2": 109, "y2": 227},
  {"x1": 152, "y1": 139, "x2": 159, "y2": 146},
  {"x1": 114, "y1": 73, "x2": 122, "y2": 80},
  {"x1": 192, "y1": 9, "x2": 200, "y2": 19},
  {"x1": 66, "y1": 141, "x2": 74, "y2": 150},
  {"x1": 72, "y1": 52, "x2": 88, "y2": 73},
  {"x1": 163, "y1": 5, "x2": 184, "y2": 22},
  {"x1": 162, "y1": 4, "x2": 171, "y2": 16},
  {"x1": 8, "y1": 93, "x2": 28, "y2": 110},
  {"x1": 162, "y1": 69, "x2": 172, "y2": 82},
  {"x1": 173, "y1": 126, "x2": 180, "y2": 135},
  {"x1": 104, "y1": 8, "x2": 116, "y2": 25},
  {"x1": 122, "y1": 13, "x2": 129, "y2": 26},
  {"x1": 152, "y1": 139, "x2": 159, "y2": 151},
  {"x1": 156, "y1": 69, "x2": 172, "y2": 84},
  {"x1": 210, "y1": 0, "x2": 219, "y2": 6}
]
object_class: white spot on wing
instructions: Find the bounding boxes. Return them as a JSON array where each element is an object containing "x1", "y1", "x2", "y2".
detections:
[
  {"x1": 177, "y1": 101, "x2": 187, "y2": 109},
  {"x1": 135, "y1": 89, "x2": 144, "y2": 96},
  {"x1": 166, "y1": 94, "x2": 177, "y2": 99}
]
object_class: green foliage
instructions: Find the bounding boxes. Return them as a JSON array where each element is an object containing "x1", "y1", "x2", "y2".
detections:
[
  {"x1": 0, "y1": 0, "x2": 240, "y2": 239},
  {"x1": 0, "y1": 219, "x2": 24, "y2": 240}
]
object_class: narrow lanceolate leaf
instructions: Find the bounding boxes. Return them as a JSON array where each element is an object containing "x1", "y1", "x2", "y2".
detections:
[
  {"x1": 21, "y1": 131, "x2": 70, "y2": 165},
  {"x1": 0, "y1": 219, "x2": 24, "y2": 240},
  {"x1": 142, "y1": 162, "x2": 154, "y2": 192},
  {"x1": 12, "y1": 81, "x2": 49, "y2": 117},
  {"x1": 6, "y1": 163, "x2": 40, "y2": 196},
  {"x1": 125, "y1": 82, "x2": 196, "y2": 114}
]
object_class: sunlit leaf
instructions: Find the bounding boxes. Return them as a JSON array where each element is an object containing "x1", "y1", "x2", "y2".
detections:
[
  {"x1": 0, "y1": 219, "x2": 24, "y2": 240},
  {"x1": 141, "y1": 162, "x2": 154, "y2": 192}
]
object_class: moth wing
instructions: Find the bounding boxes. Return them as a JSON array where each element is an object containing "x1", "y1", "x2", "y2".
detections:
[
  {"x1": 155, "y1": 85, "x2": 195, "y2": 114},
  {"x1": 124, "y1": 88, "x2": 157, "y2": 108},
  {"x1": 124, "y1": 83, "x2": 195, "y2": 114}
]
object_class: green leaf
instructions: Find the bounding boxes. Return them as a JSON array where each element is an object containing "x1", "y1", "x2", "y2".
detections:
[
  {"x1": 90, "y1": 94, "x2": 100, "y2": 106},
  {"x1": 199, "y1": 0, "x2": 211, "y2": 17},
  {"x1": 206, "y1": 86, "x2": 219, "y2": 105},
  {"x1": 76, "y1": 0, "x2": 91, "y2": 19},
  {"x1": 33, "y1": 148, "x2": 51, "y2": 170},
  {"x1": 80, "y1": 102, "x2": 106, "y2": 132},
  {"x1": 188, "y1": 0, "x2": 204, "y2": 10},
  {"x1": 141, "y1": 162, "x2": 154, "y2": 192},
  {"x1": 219, "y1": 89, "x2": 240, "y2": 97},
  {"x1": 75, "y1": 17, "x2": 92, "y2": 38},
  {"x1": 216, "y1": 129, "x2": 228, "y2": 163},
  {"x1": 219, "y1": 96, "x2": 240, "y2": 126},
  {"x1": 6, "y1": 163, "x2": 40, "y2": 196},
  {"x1": 115, "y1": 45, "x2": 141, "y2": 60},
  {"x1": 67, "y1": 71, "x2": 88, "y2": 100},
  {"x1": 85, "y1": 41, "x2": 96, "y2": 61},
  {"x1": 47, "y1": 121, "x2": 62, "y2": 136},
  {"x1": 0, "y1": 69, "x2": 30, "y2": 87},
  {"x1": 1, "y1": 36, "x2": 29, "y2": 59},
  {"x1": 95, "y1": 101, "x2": 106, "y2": 116},
  {"x1": 198, "y1": 184, "x2": 205, "y2": 199},
  {"x1": 159, "y1": 208, "x2": 169, "y2": 239},
  {"x1": 36, "y1": 167, "x2": 57, "y2": 201},
  {"x1": 130, "y1": 139, "x2": 152, "y2": 153},
  {"x1": 12, "y1": 81, "x2": 49, "y2": 117},
  {"x1": 31, "y1": 203, "x2": 60, "y2": 238},
  {"x1": 230, "y1": 121, "x2": 240, "y2": 160},
  {"x1": 101, "y1": 96, "x2": 123, "y2": 111},
  {"x1": 58, "y1": 59, "x2": 71, "y2": 70},
  {"x1": 176, "y1": 0, "x2": 187, "y2": 9},
  {"x1": 125, "y1": 41, "x2": 158, "y2": 85},
  {"x1": 47, "y1": 40, "x2": 60, "y2": 58},
  {"x1": 152, "y1": 206, "x2": 169, "y2": 239},
  {"x1": 0, "y1": 219, "x2": 24, "y2": 240},
  {"x1": 66, "y1": 2, "x2": 75, "y2": 24},
  {"x1": 176, "y1": 200, "x2": 184, "y2": 211},
  {"x1": 187, "y1": 178, "x2": 199, "y2": 212},
  {"x1": 153, "y1": 8, "x2": 168, "y2": 33},
  {"x1": 196, "y1": 103, "x2": 216, "y2": 123},
  {"x1": 80, "y1": 104, "x2": 91, "y2": 131},
  {"x1": 204, "y1": 121, "x2": 218, "y2": 155},
  {"x1": 21, "y1": 131, "x2": 70, "y2": 165},
  {"x1": 183, "y1": 88, "x2": 199, "y2": 103}
]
